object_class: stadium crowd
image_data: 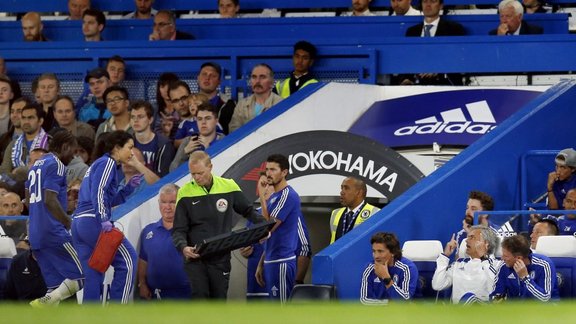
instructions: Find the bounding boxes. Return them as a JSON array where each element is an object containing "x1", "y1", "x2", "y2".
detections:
[{"x1": 0, "y1": 0, "x2": 574, "y2": 305}]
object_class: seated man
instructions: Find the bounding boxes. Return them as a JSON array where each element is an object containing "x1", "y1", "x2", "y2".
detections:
[
  {"x1": 489, "y1": 0, "x2": 543, "y2": 35},
  {"x1": 456, "y1": 191, "x2": 496, "y2": 247},
  {"x1": 397, "y1": 0, "x2": 466, "y2": 86},
  {"x1": 21, "y1": 12, "x2": 48, "y2": 42},
  {"x1": 95, "y1": 86, "x2": 133, "y2": 140},
  {"x1": 229, "y1": 64, "x2": 283, "y2": 132},
  {"x1": 137, "y1": 184, "x2": 191, "y2": 300},
  {"x1": 341, "y1": 0, "x2": 376, "y2": 16},
  {"x1": 196, "y1": 62, "x2": 236, "y2": 134},
  {"x1": 53, "y1": 96, "x2": 95, "y2": 141},
  {"x1": 68, "y1": 0, "x2": 90, "y2": 20},
  {"x1": 546, "y1": 149, "x2": 576, "y2": 210},
  {"x1": 76, "y1": 68, "x2": 112, "y2": 128},
  {"x1": 170, "y1": 103, "x2": 225, "y2": 171},
  {"x1": 390, "y1": 0, "x2": 421, "y2": 16},
  {"x1": 360, "y1": 232, "x2": 418, "y2": 304},
  {"x1": 82, "y1": 9, "x2": 106, "y2": 42},
  {"x1": 125, "y1": 0, "x2": 158, "y2": 19},
  {"x1": 491, "y1": 235, "x2": 558, "y2": 301},
  {"x1": 0, "y1": 192, "x2": 27, "y2": 246},
  {"x1": 219, "y1": 0, "x2": 240, "y2": 18},
  {"x1": 558, "y1": 188, "x2": 576, "y2": 235},
  {"x1": 432, "y1": 225, "x2": 502, "y2": 304},
  {"x1": 118, "y1": 147, "x2": 160, "y2": 201},
  {"x1": 530, "y1": 217, "x2": 558, "y2": 250},
  {"x1": 149, "y1": 10, "x2": 194, "y2": 41},
  {"x1": 4, "y1": 241, "x2": 48, "y2": 302}
]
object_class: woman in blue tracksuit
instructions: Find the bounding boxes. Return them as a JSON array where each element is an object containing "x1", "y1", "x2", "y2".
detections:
[{"x1": 72, "y1": 130, "x2": 137, "y2": 304}]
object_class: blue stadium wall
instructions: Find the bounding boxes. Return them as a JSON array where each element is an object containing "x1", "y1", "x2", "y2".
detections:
[{"x1": 312, "y1": 80, "x2": 576, "y2": 300}]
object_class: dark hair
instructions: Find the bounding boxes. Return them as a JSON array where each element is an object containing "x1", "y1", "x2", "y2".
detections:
[
  {"x1": 348, "y1": 176, "x2": 367, "y2": 199},
  {"x1": 92, "y1": 130, "x2": 133, "y2": 161},
  {"x1": 294, "y1": 40, "x2": 317, "y2": 60},
  {"x1": 370, "y1": 232, "x2": 403, "y2": 260},
  {"x1": 538, "y1": 219, "x2": 559, "y2": 236},
  {"x1": 501, "y1": 235, "x2": 531, "y2": 258},
  {"x1": 168, "y1": 80, "x2": 191, "y2": 96},
  {"x1": 48, "y1": 129, "x2": 76, "y2": 153},
  {"x1": 21, "y1": 102, "x2": 45, "y2": 120},
  {"x1": 156, "y1": 72, "x2": 180, "y2": 114},
  {"x1": 468, "y1": 190, "x2": 494, "y2": 211},
  {"x1": 200, "y1": 62, "x2": 222, "y2": 78},
  {"x1": 54, "y1": 95, "x2": 75, "y2": 109},
  {"x1": 196, "y1": 103, "x2": 218, "y2": 118},
  {"x1": 266, "y1": 154, "x2": 289, "y2": 171},
  {"x1": 76, "y1": 135, "x2": 95, "y2": 163},
  {"x1": 107, "y1": 55, "x2": 125, "y2": 67},
  {"x1": 130, "y1": 100, "x2": 154, "y2": 119},
  {"x1": 83, "y1": 9, "x2": 106, "y2": 28},
  {"x1": 102, "y1": 85, "x2": 129, "y2": 102},
  {"x1": 11, "y1": 97, "x2": 30, "y2": 110}
]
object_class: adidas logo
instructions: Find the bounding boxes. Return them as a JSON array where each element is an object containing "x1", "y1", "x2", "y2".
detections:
[
  {"x1": 507, "y1": 273, "x2": 516, "y2": 279},
  {"x1": 496, "y1": 221, "x2": 516, "y2": 238},
  {"x1": 394, "y1": 100, "x2": 497, "y2": 136}
]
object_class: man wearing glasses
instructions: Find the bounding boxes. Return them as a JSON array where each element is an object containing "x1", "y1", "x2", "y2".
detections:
[
  {"x1": 149, "y1": 10, "x2": 194, "y2": 41},
  {"x1": 95, "y1": 86, "x2": 133, "y2": 141}
]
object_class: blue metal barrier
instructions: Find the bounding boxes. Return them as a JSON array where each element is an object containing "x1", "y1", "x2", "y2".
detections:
[{"x1": 520, "y1": 150, "x2": 559, "y2": 210}]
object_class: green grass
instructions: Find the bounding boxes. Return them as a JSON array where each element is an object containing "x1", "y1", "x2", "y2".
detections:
[{"x1": 1, "y1": 301, "x2": 576, "y2": 323}]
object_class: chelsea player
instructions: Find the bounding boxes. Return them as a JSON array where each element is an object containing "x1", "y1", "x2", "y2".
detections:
[{"x1": 26, "y1": 130, "x2": 84, "y2": 306}]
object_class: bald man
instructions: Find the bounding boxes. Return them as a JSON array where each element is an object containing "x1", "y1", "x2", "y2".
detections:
[
  {"x1": 0, "y1": 192, "x2": 27, "y2": 246},
  {"x1": 21, "y1": 12, "x2": 48, "y2": 42}
]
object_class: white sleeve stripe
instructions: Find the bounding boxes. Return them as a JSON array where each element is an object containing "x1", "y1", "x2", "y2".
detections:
[
  {"x1": 392, "y1": 261, "x2": 411, "y2": 300},
  {"x1": 527, "y1": 257, "x2": 553, "y2": 301},
  {"x1": 296, "y1": 217, "x2": 310, "y2": 256},
  {"x1": 360, "y1": 264, "x2": 387, "y2": 305},
  {"x1": 270, "y1": 187, "x2": 289, "y2": 218},
  {"x1": 97, "y1": 158, "x2": 115, "y2": 221}
]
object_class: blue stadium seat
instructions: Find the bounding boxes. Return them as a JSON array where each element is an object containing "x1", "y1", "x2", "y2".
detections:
[
  {"x1": 402, "y1": 240, "x2": 443, "y2": 299},
  {"x1": 534, "y1": 235, "x2": 576, "y2": 298},
  {"x1": 0, "y1": 236, "x2": 17, "y2": 300}
]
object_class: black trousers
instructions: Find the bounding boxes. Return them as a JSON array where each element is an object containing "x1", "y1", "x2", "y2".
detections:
[{"x1": 184, "y1": 259, "x2": 231, "y2": 299}]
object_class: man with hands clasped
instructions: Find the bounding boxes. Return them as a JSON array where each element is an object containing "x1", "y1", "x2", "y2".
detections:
[
  {"x1": 360, "y1": 232, "x2": 418, "y2": 305},
  {"x1": 432, "y1": 226, "x2": 502, "y2": 304}
]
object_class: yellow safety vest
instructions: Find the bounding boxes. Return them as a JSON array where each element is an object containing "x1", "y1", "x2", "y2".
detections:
[
  {"x1": 329, "y1": 203, "x2": 380, "y2": 244},
  {"x1": 276, "y1": 77, "x2": 318, "y2": 98}
]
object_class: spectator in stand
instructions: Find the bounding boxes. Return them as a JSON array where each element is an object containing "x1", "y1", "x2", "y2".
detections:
[
  {"x1": 95, "y1": 86, "x2": 133, "y2": 141},
  {"x1": 0, "y1": 98, "x2": 28, "y2": 162},
  {"x1": 390, "y1": 0, "x2": 421, "y2": 15},
  {"x1": 149, "y1": 10, "x2": 195, "y2": 41},
  {"x1": 53, "y1": 96, "x2": 95, "y2": 141},
  {"x1": 432, "y1": 226, "x2": 502, "y2": 304},
  {"x1": 154, "y1": 73, "x2": 180, "y2": 139},
  {"x1": 0, "y1": 75, "x2": 14, "y2": 136},
  {"x1": 131, "y1": 100, "x2": 175, "y2": 177},
  {"x1": 491, "y1": 235, "x2": 558, "y2": 302},
  {"x1": 21, "y1": 12, "x2": 48, "y2": 42},
  {"x1": 76, "y1": 68, "x2": 112, "y2": 128},
  {"x1": 173, "y1": 92, "x2": 210, "y2": 148},
  {"x1": 219, "y1": 0, "x2": 240, "y2": 18},
  {"x1": 0, "y1": 104, "x2": 48, "y2": 175},
  {"x1": 170, "y1": 103, "x2": 225, "y2": 171},
  {"x1": 360, "y1": 232, "x2": 418, "y2": 304},
  {"x1": 75, "y1": 136, "x2": 94, "y2": 165},
  {"x1": 523, "y1": 0, "x2": 547, "y2": 13},
  {"x1": 341, "y1": 0, "x2": 376, "y2": 16},
  {"x1": 397, "y1": 0, "x2": 466, "y2": 86},
  {"x1": 106, "y1": 56, "x2": 126, "y2": 87},
  {"x1": 118, "y1": 147, "x2": 160, "y2": 201},
  {"x1": 275, "y1": 41, "x2": 318, "y2": 99},
  {"x1": 557, "y1": 189, "x2": 576, "y2": 235},
  {"x1": 36, "y1": 73, "x2": 60, "y2": 131},
  {"x1": 197, "y1": 62, "x2": 236, "y2": 135},
  {"x1": 0, "y1": 60, "x2": 22, "y2": 102},
  {"x1": 82, "y1": 9, "x2": 106, "y2": 42},
  {"x1": 546, "y1": 148, "x2": 576, "y2": 210},
  {"x1": 125, "y1": 0, "x2": 158, "y2": 19},
  {"x1": 229, "y1": 64, "x2": 282, "y2": 132},
  {"x1": 455, "y1": 191, "x2": 496, "y2": 246},
  {"x1": 137, "y1": 184, "x2": 191, "y2": 300},
  {"x1": 67, "y1": 179, "x2": 82, "y2": 215},
  {"x1": 68, "y1": 0, "x2": 91, "y2": 20},
  {"x1": 169, "y1": 80, "x2": 192, "y2": 146},
  {"x1": 530, "y1": 218, "x2": 558, "y2": 250},
  {"x1": 490, "y1": 0, "x2": 543, "y2": 35}
]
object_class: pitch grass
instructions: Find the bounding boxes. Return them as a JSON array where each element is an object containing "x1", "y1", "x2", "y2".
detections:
[{"x1": 1, "y1": 301, "x2": 576, "y2": 323}]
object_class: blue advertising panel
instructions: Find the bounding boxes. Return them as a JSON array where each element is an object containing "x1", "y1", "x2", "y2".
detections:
[{"x1": 349, "y1": 89, "x2": 543, "y2": 147}]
